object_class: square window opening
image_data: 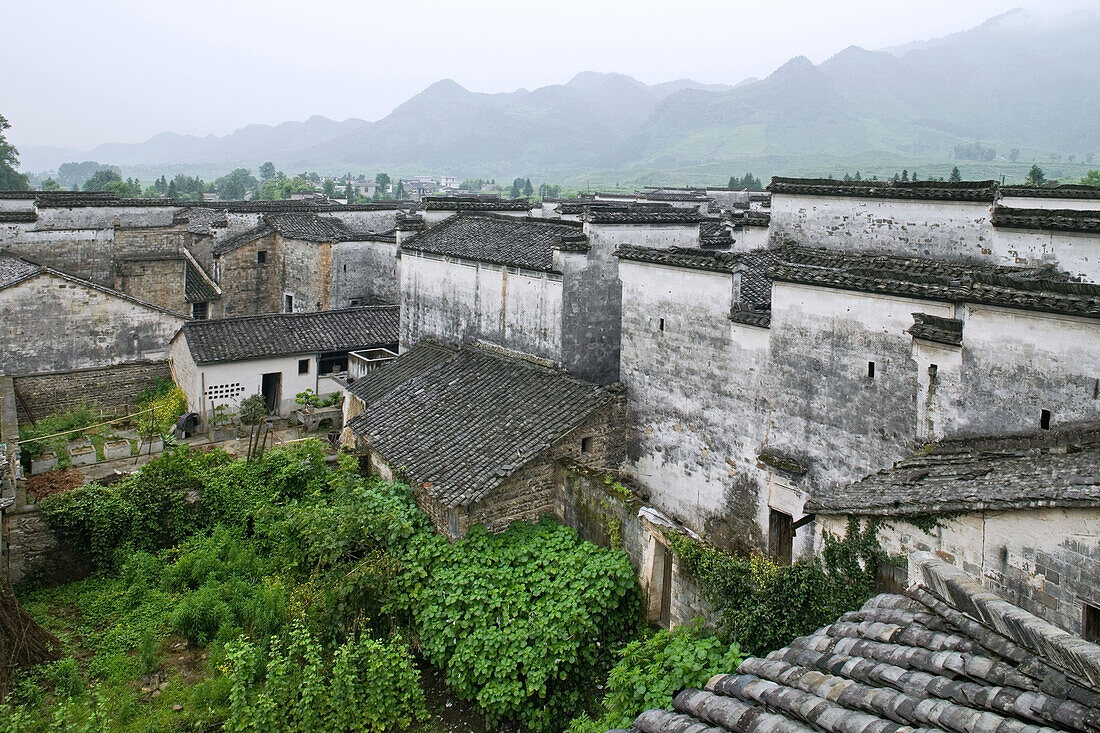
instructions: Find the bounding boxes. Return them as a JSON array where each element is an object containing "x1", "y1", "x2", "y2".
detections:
[
  {"x1": 867, "y1": 361, "x2": 876, "y2": 379},
  {"x1": 191, "y1": 301, "x2": 208, "y2": 320},
  {"x1": 298, "y1": 359, "x2": 309, "y2": 375},
  {"x1": 1084, "y1": 602, "x2": 1100, "y2": 642},
  {"x1": 659, "y1": 318, "x2": 665, "y2": 332},
  {"x1": 257, "y1": 250, "x2": 267, "y2": 264},
  {"x1": 1040, "y1": 409, "x2": 1052, "y2": 430},
  {"x1": 581, "y1": 436, "x2": 593, "y2": 453},
  {"x1": 283, "y1": 293, "x2": 294, "y2": 313}
]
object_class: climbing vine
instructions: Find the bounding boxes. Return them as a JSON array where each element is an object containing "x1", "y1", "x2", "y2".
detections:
[{"x1": 668, "y1": 517, "x2": 898, "y2": 655}]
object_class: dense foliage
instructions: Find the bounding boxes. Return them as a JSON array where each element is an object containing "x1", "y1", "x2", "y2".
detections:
[
  {"x1": 407, "y1": 519, "x2": 640, "y2": 731},
  {"x1": 16, "y1": 443, "x2": 646, "y2": 730},
  {"x1": 568, "y1": 619, "x2": 743, "y2": 733},
  {"x1": 135, "y1": 378, "x2": 187, "y2": 437},
  {"x1": 668, "y1": 518, "x2": 892, "y2": 655}
]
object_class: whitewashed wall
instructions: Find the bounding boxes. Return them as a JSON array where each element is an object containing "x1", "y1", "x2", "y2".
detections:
[
  {"x1": 769, "y1": 194, "x2": 993, "y2": 261},
  {"x1": 999, "y1": 196, "x2": 1100, "y2": 211},
  {"x1": 990, "y1": 227, "x2": 1099, "y2": 280},
  {"x1": 173, "y1": 352, "x2": 320, "y2": 419},
  {"x1": 399, "y1": 252, "x2": 563, "y2": 362}
]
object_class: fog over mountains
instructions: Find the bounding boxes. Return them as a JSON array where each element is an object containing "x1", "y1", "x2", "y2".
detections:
[{"x1": 20, "y1": 8, "x2": 1100, "y2": 178}]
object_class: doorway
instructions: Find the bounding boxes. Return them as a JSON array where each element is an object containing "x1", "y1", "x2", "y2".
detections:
[
  {"x1": 260, "y1": 372, "x2": 282, "y2": 414},
  {"x1": 649, "y1": 540, "x2": 674, "y2": 628},
  {"x1": 769, "y1": 508, "x2": 794, "y2": 566}
]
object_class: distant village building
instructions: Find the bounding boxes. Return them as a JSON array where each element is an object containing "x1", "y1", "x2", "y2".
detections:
[
  {"x1": 342, "y1": 341, "x2": 625, "y2": 538},
  {"x1": 169, "y1": 305, "x2": 397, "y2": 421}
]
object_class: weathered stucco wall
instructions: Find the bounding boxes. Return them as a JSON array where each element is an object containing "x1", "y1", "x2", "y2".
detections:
[
  {"x1": 399, "y1": 251, "x2": 563, "y2": 361},
  {"x1": 279, "y1": 236, "x2": 332, "y2": 312},
  {"x1": 331, "y1": 239, "x2": 400, "y2": 307},
  {"x1": 769, "y1": 194, "x2": 994, "y2": 261},
  {"x1": 176, "y1": 353, "x2": 319, "y2": 419},
  {"x1": 0, "y1": 271, "x2": 184, "y2": 377},
  {"x1": 953, "y1": 305, "x2": 1100, "y2": 436},
  {"x1": 990, "y1": 227, "x2": 1100, "y2": 281},
  {"x1": 817, "y1": 510, "x2": 1100, "y2": 638}
]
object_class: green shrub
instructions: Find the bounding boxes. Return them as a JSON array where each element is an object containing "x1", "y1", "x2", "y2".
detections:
[
  {"x1": 136, "y1": 382, "x2": 186, "y2": 437},
  {"x1": 408, "y1": 518, "x2": 640, "y2": 731},
  {"x1": 224, "y1": 624, "x2": 425, "y2": 733},
  {"x1": 42, "y1": 658, "x2": 84, "y2": 698},
  {"x1": 17, "y1": 406, "x2": 99, "y2": 463},
  {"x1": 568, "y1": 619, "x2": 742, "y2": 733},
  {"x1": 668, "y1": 518, "x2": 893, "y2": 655}
]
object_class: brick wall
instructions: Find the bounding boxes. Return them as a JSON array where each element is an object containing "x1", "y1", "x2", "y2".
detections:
[
  {"x1": 14, "y1": 361, "x2": 171, "y2": 424},
  {"x1": 115, "y1": 257, "x2": 189, "y2": 314}
]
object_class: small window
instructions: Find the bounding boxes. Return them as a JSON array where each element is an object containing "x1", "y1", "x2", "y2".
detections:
[
  {"x1": 928, "y1": 363, "x2": 938, "y2": 377},
  {"x1": 659, "y1": 318, "x2": 665, "y2": 332},
  {"x1": 298, "y1": 359, "x2": 309, "y2": 375},
  {"x1": 191, "y1": 301, "x2": 208, "y2": 320},
  {"x1": 1084, "y1": 602, "x2": 1100, "y2": 643},
  {"x1": 257, "y1": 250, "x2": 267, "y2": 264},
  {"x1": 581, "y1": 436, "x2": 593, "y2": 453},
  {"x1": 343, "y1": 264, "x2": 347, "y2": 273},
  {"x1": 1040, "y1": 409, "x2": 1052, "y2": 430},
  {"x1": 349, "y1": 298, "x2": 363, "y2": 307},
  {"x1": 769, "y1": 509, "x2": 793, "y2": 566},
  {"x1": 283, "y1": 293, "x2": 294, "y2": 313},
  {"x1": 867, "y1": 361, "x2": 876, "y2": 379}
]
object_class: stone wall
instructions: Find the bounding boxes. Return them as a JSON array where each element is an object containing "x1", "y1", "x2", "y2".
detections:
[
  {"x1": 0, "y1": 271, "x2": 184, "y2": 377},
  {"x1": 3, "y1": 229, "x2": 116, "y2": 285},
  {"x1": 818, "y1": 509, "x2": 1100, "y2": 637},
  {"x1": 214, "y1": 234, "x2": 281, "y2": 316},
  {"x1": 115, "y1": 257, "x2": 189, "y2": 314},
  {"x1": 280, "y1": 236, "x2": 332, "y2": 312},
  {"x1": 13, "y1": 361, "x2": 172, "y2": 423}
]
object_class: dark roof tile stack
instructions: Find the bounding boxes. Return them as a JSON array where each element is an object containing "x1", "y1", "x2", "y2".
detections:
[
  {"x1": 769, "y1": 177, "x2": 998, "y2": 203},
  {"x1": 992, "y1": 207, "x2": 1100, "y2": 234},
  {"x1": 1000, "y1": 184, "x2": 1100, "y2": 200},
  {"x1": 0, "y1": 252, "x2": 41, "y2": 289},
  {"x1": 586, "y1": 209, "x2": 704, "y2": 224},
  {"x1": 211, "y1": 222, "x2": 274, "y2": 255},
  {"x1": 421, "y1": 195, "x2": 531, "y2": 211},
  {"x1": 184, "y1": 262, "x2": 220, "y2": 303},
  {"x1": 626, "y1": 554, "x2": 1100, "y2": 733},
  {"x1": 906, "y1": 312, "x2": 963, "y2": 346},
  {"x1": 401, "y1": 213, "x2": 583, "y2": 271},
  {"x1": 806, "y1": 423, "x2": 1100, "y2": 515},
  {"x1": 347, "y1": 342, "x2": 616, "y2": 508},
  {"x1": 181, "y1": 306, "x2": 398, "y2": 363}
]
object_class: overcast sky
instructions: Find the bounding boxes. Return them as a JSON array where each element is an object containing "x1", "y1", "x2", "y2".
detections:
[{"x1": 2, "y1": 0, "x2": 1094, "y2": 150}]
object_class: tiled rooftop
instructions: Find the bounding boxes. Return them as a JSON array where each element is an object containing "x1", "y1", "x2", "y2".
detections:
[
  {"x1": 906, "y1": 312, "x2": 963, "y2": 346},
  {"x1": 769, "y1": 177, "x2": 998, "y2": 203},
  {"x1": 180, "y1": 306, "x2": 398, "y2": 364},
  {"x1": 806, "y1": 423, "x2": 1100, "y2": 516},
  {"x1": 0, "y1": 252, "x2": 42, "y2": 289},
  {"x1": 346, "y1": 342, "x2": 616, "y2": 509},
  {"x1": 1000, "y1": 184, "x2": 1100, "y2": 200},
  {"x1": 624, "y1": 554, "x2": 1100, "y2": 733},
  {"x1": 401, "y1": 213, "x2": 583, "y2": 271},
  {"x1": 586, "y1": 209, "x2": 704, "y2": 225},
  {"x1": 992, "y1": 207, "x2": 1100, "y2": 234},
  {"x1": 421, "y1": 195, "x2": 531, "y2": 211}
]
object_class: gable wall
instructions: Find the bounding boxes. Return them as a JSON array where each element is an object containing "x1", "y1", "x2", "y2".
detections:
[
  {"x1": 0, "y1": 272, "x2": 184, "y2": 376},
  {"x1": 330, "y1": 240, "x2": 400, "y2": 307},
  {"x1": 399, "y1": 251, "x2": 563, "y2": 362}
]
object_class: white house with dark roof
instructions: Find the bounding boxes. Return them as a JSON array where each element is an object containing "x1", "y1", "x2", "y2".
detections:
[{"x1": 169, "y1": 305, "x2": 398, "y2": 420}]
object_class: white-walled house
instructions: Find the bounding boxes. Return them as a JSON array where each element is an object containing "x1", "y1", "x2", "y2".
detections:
[{"x1": 169, "y1": 306, "x2": 397, "y2": 421}]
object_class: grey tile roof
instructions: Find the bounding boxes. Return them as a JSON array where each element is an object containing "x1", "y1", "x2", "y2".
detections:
[
  {"x1": 769, "y1": 177, "x2": 998, "y2": 203},
  {"x1": 176, "y1": 206, "x2": 227, "y2": 234},
  {"x1": 992, "y1": 207, "x2": 1100, "y2": 234},
  {"x1": 769, "y1": 246, "x2": 1099, "y2": 320},
  {"x1": 264, "y1": 212, "x2": 356, "y2": 242},
  {"x1": 401, "y1": 213, "x2": 584, "y2": 271},
  {"x1": 906, "y1": 312, "x2": 963, "y2": 346},
  {"x1": 700, "y1": 221, "x2": 734, "y2": 247},
  {"x1": 0, "y1": 252, "x2": 42, "y2": 289},
  {"x1": 181, "y1": 305, "x2": 398, "y2": 364},
  {"x1": 185, "y1": 262, "x2": 220, "y2": 303},
  {"x1": 188, "y1": 200, "x2": 415, "y2": 213},
  {"x1": 421, "y1": 195, "x2": 531, "y2": 211},
  {"x1": 1001, "y1": 184, "x2": 1100, "y2": 200},
  {"x1": 586, "y1": 209, "x2": 704, "y2": 224},
  {"x1": 742, "y1": 210, "x2": 770, "y2": 227},
  {"x1": 346, "y1": 342, "x2": 456, "y2": 405},
  {"x1": 806, "y1": 423, "x2": 1100, "y2": 515},
  {"x1": 346, "y1": 342, "x2": 616, "y2": 509},
  {"x1": 211, "y1": 222, "x2": 273, "y2": 255},
  {"x1": 628, "y1": 554, "x2": 1100, "y2": 733},
  {"x1": 0, "y1": 211, "x2": 37, "y2": 223},
  {"x1": 615, "y1": 246, "x2": 778, "y2": 311}
]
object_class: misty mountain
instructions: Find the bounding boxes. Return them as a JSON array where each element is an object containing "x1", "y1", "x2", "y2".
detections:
[{"x1": 19, "y1": 9, "x2": 1100, "y2": 178}]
